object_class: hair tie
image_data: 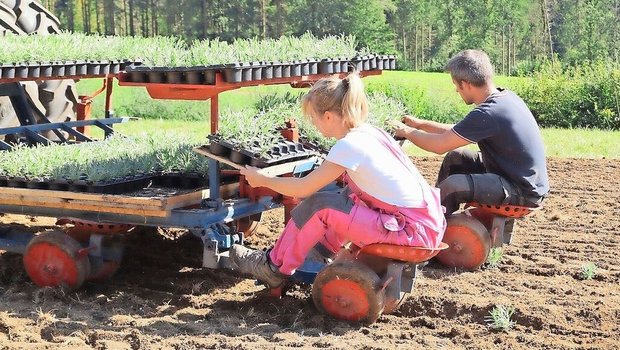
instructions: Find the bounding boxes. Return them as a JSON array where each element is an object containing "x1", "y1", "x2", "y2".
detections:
[{"x1": 341, "y1": 78, "x2": 350, "y2": 90}]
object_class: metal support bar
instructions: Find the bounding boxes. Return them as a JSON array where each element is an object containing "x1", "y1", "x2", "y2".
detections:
[
  {"x1": 384, "y1": 261, "x2": 406, "y2": 303},
  {"x1": 0, "y1": 227, "x2": 34, "y2": 254},
  {"x1": 0, "y1": 139, "x2": 12, "y2": 151},
  {"x1": 104, "y1": 77, "x2": 114, "y2": 119},
  {"x1": 23, "y1": 128, "x2": 52, "y2": 146},
  {"x1": 0, "y1": 82, "x2": 36, "y2": 126},
  {"x1": 94, "y1": 120, "x2": 115, "y2": 138},
  {"x1": 60, "y1": 124, "x2": 93, "y2": 142},
  {"x1": 0, "y1": 118, "x2": 128, "y2": 136},
  {"x1": 208, "y1": 158, "x2": 221, "y2": 201},
  {"x1": 0, "y1": 196, "x2": 278, "y2": 230},
  {"x1": 491, "y1": 216, "x2": 507, "y2": 248}
]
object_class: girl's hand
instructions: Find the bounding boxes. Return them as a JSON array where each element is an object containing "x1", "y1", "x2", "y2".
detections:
[{"x1": 240, "y1": 165, "x2": 268, "y2": 188}]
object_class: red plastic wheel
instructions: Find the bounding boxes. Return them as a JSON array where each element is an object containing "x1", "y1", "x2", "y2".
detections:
[
  {"x1": 23, "y1": 230, "x2": 90, "y2": 290},
  {"x1": 435, "y1": 214, "x2": 491, "y2": 270},
  {"x1": 312, "y1": 261, "x2": 384, "y2": 324}
]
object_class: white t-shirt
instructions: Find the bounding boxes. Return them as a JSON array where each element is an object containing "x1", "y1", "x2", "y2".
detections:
[{"x1": 326, "y1": 123, "x2": 427, "y2": 207}]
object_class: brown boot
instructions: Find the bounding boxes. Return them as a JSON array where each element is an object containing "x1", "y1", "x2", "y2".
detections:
[{"x1": 229, "y1": 245, "x2": 285, "y2": 288}]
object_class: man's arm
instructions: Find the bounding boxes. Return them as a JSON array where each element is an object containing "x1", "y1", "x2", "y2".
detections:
[
  {"x1": 391, "y1": 121, "x2": 470, "y2": 154},
  {"x1": 403, "y1": 115, "x2": 455, "y2": 134}
]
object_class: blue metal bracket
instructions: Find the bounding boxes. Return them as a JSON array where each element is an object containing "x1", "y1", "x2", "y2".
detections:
[
  {"x1": 0, "y1": 227, "x2": 35, "y2": 254},
  {"x1": 0, "y1": 118, "x2": 130, "y2": 151}
]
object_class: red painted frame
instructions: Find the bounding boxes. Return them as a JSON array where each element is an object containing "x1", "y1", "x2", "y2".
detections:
[{"x1": 117, "y1": 70, "x2": 382, "y2": 134}]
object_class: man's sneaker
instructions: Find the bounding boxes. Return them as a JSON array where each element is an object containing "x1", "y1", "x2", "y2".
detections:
[{"x1": 229, "y1": 244, "x2": 284, "y2": 288}]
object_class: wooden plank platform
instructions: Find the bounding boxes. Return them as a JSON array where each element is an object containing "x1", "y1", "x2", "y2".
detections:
[
  {"x1": 193, "y1": 146, "x2": 319, "y2": 177},
  {"x1": 0, "y1": 183, "x2": 238, "y2": 217}
]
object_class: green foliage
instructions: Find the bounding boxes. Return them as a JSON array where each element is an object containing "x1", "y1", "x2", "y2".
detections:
[
  {"x1": 485, "y1": 248, "x2": 503, "y2": 269},
  {"x1": 0, "y1": 133, "x2": 208, "y2": 182},
  {"x1": 580, "y1": 262, "x2": 598, "y2": 280},
  {"x1": 514, "y1": 60, "x2": 620, "y2": 130},
  {"x1": 0, "y1": 32, "x2": 373, "y2": 66},
  {"x1": 365, "y1": 80, "x2": 462, "y2": 124},
  {"x1": 485, "y1": 305, "x2": 516, "y2": 331}
]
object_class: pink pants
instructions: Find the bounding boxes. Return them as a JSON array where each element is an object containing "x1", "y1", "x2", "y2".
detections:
[{"x1": 269, "y1": 191, "x2": 442, "y2": 275}]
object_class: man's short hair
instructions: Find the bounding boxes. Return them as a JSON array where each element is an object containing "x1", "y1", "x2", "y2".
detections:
[{"x1": 445, "y1": 50, "x2": 494, "y2": 87}]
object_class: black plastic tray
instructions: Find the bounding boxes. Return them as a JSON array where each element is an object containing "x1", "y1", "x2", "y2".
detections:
[
  {"x1": 0, "y1": 172, "x2": 208, "y2": 195},
  {"x1": 207, "y1": 135, "x2": 318, "y2": 168}
]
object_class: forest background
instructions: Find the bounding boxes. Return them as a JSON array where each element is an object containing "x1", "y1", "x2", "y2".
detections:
[{"x1": 43, "y1": 0, "x2": 620, "y2": 130}]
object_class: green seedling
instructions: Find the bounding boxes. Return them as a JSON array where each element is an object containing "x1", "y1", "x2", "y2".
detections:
[
  {"x1": 485, "y1": 247, "x2": 503, "y2": 268},
  {"x1": 485, "y1": 305, "x2": 516, "y2": 331},
  {"x1": 580, "y1": 262, "x2": 597, "y2": 280}
]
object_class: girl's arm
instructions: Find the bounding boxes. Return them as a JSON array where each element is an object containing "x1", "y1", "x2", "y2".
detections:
[{"x1": 239, "y1": 160, "x2": 346, "y2": 198}]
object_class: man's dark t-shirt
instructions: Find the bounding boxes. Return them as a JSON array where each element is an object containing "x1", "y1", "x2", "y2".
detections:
[{"x1": 452, "y1": 89, "x2": 550, "y2": 199}]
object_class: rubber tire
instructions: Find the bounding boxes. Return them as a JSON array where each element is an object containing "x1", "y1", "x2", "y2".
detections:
[
  {"x1": 0, "y1": 1, "x2": 22, "y2": 34},
  {"x1": 312, "y1": 261, "x2": 385, "y2": 324},
  {"x1": 23, "y1": 230, "x2": 91, "y2": 290},
  {"x1": 3, "y1": 0, "x2": 60, "y2": 34},
  {"x1": 435, "y1": 214, "x2": 491, "y2": 270},
  {"x1": 0, "y1": 0, "x2": 78, "y2": 141}
]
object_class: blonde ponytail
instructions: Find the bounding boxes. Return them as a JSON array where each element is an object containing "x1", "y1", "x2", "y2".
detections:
[{"x1": 301, "y1": 72, "x2": 368, "y2": 128}]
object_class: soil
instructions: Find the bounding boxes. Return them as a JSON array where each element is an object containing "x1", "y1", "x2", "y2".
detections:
[{"x1": 0, "y1": 157, "x2": 618, "y2": 350}]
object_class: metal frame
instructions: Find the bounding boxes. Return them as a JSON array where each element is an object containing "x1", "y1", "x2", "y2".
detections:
[
  {"x1": 0, "y1": 117, "x2": 129, "y2": 150},
  {"x1": 0, "y1": 69, "x2": 383, "y2": 281}
]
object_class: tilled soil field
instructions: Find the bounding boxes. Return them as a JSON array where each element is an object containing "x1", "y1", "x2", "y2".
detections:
[{"x1": 0, "y1": 157, "x2": 618, "y2": 349}]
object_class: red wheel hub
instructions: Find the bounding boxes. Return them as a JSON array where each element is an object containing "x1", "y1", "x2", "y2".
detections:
[
  {"x1": 320, "y1": 279, "x2": 371, "y2": 321},
  {"x1": 23, "y1": 231, "x2": 89, "y2": 289},
  {"x1": 24, "y1": 242, "x2": 81, "y2": 288},
  {"x1": 436, "y1": 215, "x2": 490, "y2": 270}
]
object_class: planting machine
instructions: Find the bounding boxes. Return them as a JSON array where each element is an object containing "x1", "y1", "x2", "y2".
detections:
[{"x1": 0, "y1": 55, "x2": 452, "y2": 323}]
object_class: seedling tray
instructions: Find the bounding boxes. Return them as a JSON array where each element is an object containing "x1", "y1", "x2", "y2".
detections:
[
  {"x1": 0, "y1": 172, "x2": 208, "y2": 195},
  {"x1": 194, "y1": 145, "x2": 319, "y2": 177},
  {"x1": 206, "y1": 135, "x2": 318, "y2": 168},
  {"x1": 121, "y1": 55, "x2": 396, "y2": 85},
  {"x1": 0, "y1": 60, "x2": 141, "y2": 81}
]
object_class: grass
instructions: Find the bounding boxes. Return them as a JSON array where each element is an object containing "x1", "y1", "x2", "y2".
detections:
[
  {"x1": 580, "y1": 262, "x2": 598, "y2": 280},
  {"x1": 78, "y1": 71, "x2": 620, "y2": 159},
  {"x1": 485, "y1": 305, "x2": 516, "y2": 331}
]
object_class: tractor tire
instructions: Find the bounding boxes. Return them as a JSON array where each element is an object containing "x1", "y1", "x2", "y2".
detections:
[{"x1": 0, "y1": 0, "x2": 78, "y2": 141}]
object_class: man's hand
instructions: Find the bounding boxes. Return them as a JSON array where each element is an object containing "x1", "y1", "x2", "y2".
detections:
[
  {"x1": 240, "y1": 165, "x2": 268, "y2": 188},
  {"x1": 402, "y1": 115, "x2": 423, "y2": 128},
  {"x1": 387, "y1": 120, "x2": 414, "y2": 139}
]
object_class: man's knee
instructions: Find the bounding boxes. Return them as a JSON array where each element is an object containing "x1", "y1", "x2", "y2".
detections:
[
  {"x1": 438, "y1": 174, "x2": 474, "y2": 214},
  {"x1": 438, "y1": 174, "x2": 473, "y2": 197}
]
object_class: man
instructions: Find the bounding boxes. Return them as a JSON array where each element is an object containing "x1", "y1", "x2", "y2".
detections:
[{"x1": 390, "y1": 49, "x2": 549, "y2": 215}]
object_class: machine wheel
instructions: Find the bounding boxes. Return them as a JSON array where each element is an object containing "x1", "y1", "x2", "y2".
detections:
[
  {"x1": 312, "y1": 261, "x2": 385, "y2": 324},
  {"x1": 436, "y1": 214, "x2": 491, "y2": 270},
  {"x1": 22, "y1": 230, "x2": 90, "y2": 290},
  {"x1": 235, "y1": 214, "x2": 261, "y2": 237}
]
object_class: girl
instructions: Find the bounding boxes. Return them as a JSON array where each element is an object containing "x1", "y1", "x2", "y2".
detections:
[{"x1": 230, "y1": 73, "x2": 446, "y2": 288}]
